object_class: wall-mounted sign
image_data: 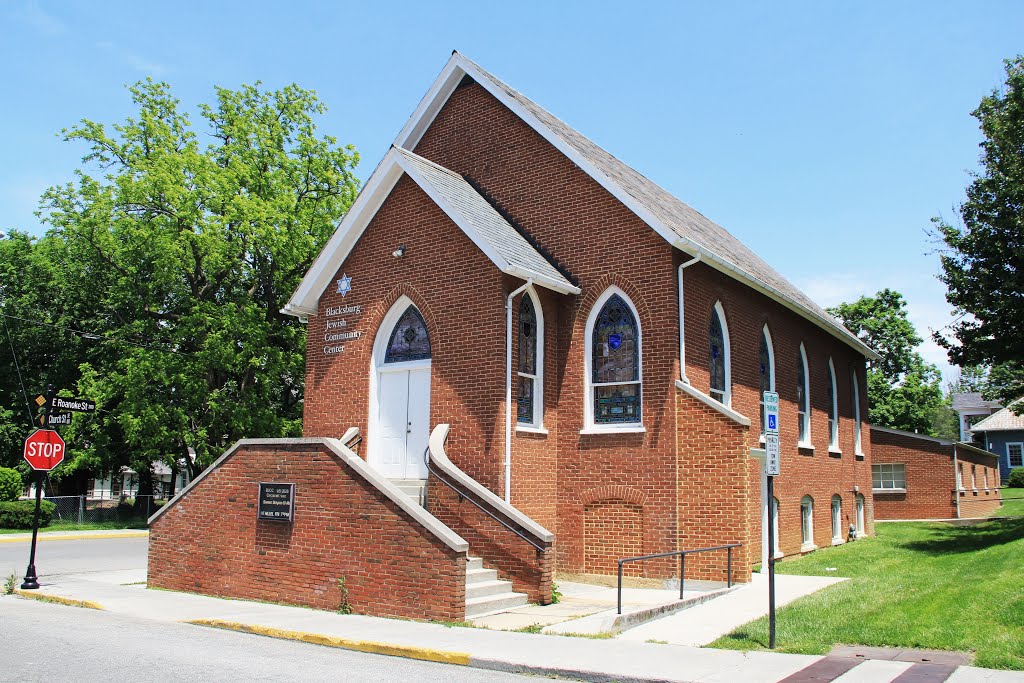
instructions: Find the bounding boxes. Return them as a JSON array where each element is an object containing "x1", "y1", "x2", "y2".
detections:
[{"x1": 257, "y1": 482, "x2": 295, "y2": 522}]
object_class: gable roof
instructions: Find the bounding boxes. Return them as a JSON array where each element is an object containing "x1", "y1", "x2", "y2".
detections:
[
  {"x1": 394, "y1": 52, "x2": 876, "y2": 359},
  {"x1": 971, "y1": 402, "x2": 1024, "y2": 433},
  {"x1": 284, "y1": 146, "x2": 578, "y2": 316},
  {"x1": 951, "y1": 392, "x2": 1002, "y2": 412}
]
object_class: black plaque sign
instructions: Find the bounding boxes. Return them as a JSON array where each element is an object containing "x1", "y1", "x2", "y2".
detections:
[{"x1": 257, "y1": 482, "x2": 295, "y2": 522}]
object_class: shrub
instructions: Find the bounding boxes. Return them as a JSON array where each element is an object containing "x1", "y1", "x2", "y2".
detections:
[
  {"x1": 0, "y1": 468, "x2": 22, "y2": 502},
  {"x1": 0, "y1": 500, "x2": 56, "y2": 529},
  {"x1": 1008, "y1": 468, "x2": 1024, "y2": 488}
]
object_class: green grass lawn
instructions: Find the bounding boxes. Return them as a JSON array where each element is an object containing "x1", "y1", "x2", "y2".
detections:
[
  {"x1": 711, "y1": 519, "x2": 1024, "y2": 670},
  {"x1": 998, "y1": 488, "x2": 1024, "y2": 516},
  {"x1": 0, "y1": 519, "x2": 148, "y2": 535}
]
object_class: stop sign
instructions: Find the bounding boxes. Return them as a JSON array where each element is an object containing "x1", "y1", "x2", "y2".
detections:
[{"x1": 23, "y1": 429, "x2": 66, "y2": 471}]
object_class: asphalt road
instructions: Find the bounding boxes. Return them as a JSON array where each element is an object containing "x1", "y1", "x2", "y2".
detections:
[
  {"x1": 0, "y1": 536, "x2": 147, "y2": 582},
  {"x1": 0, "y1": 597, "x2": 537, "y2": 682}
]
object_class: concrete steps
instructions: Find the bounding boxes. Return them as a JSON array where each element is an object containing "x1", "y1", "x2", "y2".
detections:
[
  {"x1": 465, "y1": 556, "x2": 528, "y2": 618},
  {"x1": 389, "y1": 478, "x2": 426, "y2": 507}
]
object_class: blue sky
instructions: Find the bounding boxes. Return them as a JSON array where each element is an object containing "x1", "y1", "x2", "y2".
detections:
[{"x1": 3, "y1": 0, "x2": 1022, "y2": 382}]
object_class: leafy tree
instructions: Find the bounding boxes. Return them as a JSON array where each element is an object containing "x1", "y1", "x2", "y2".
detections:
[
  {"x1": 35, "y1": 79, "x2": 359, "y2": 488},
  {"x1": 935, "y1": 56, "x2": 1024, "y2": 406},
  {"x1": 829, "y1": 290, "x2": 945, "y2": 434}
]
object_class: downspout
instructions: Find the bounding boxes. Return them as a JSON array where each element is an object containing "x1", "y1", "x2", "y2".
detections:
[
  {"x1": 677, "y1": 251, "x2": 702, "y2": 383},
  {"x1": 505, "y1": 279, "x2": 533, "y2": 503},
  {"x1": 953, "y1": 445, "x2": 961, "y2": 519}
]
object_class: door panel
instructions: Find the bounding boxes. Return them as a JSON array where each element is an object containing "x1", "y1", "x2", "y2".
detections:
[
  {"x1": 405, "y1": 368, "x2": 431, "y2": 479},
  {"x1": 377, "y1": 370, "x2": 410, "y2": 478}
]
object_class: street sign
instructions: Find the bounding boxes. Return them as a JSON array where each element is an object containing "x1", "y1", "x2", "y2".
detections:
[
  {"x1": 52, "y1": 396, "x2": 96, "y2": 413},
  {"x1": 43, "y1": 412, "x2": 72, "y2": 426},
  {"x1": 763, "y1": 391, "x2": 779, "y2": 434},
  {"x1": 765, "y1": 433, "x2": 781, "y2": 476},
  {"x1": 23, "y1": 429, "x2": 66, "y2": 471}
]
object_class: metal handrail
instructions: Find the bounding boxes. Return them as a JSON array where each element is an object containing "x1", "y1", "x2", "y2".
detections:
[
  {"x1": 616, "y1": 543, "x2": 741, "y2": 614},
  {"x1": 424, "y1": 451, "x2": 548, "y2": 554}
]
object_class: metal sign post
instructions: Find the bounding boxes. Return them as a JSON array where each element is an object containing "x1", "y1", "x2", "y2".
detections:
[
  {"x1": 763, "y1": 390, "x2": 780, "y2": 649},
  {"x1": 22, "y1": 385, "x2": 58, "y2": 590}
]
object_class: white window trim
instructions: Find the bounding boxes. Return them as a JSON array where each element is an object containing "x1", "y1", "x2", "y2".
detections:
[
  {"x1": 831, "y1": 496, "x2": 843, "y2": 544},
  {"x1": 1008, "y1": 442, "x2": 1024, "y2": 469},
  {"x1": 709, "y1": 301, "x2": 731, "y2": 407},
  {"x1": 516, "y1": 287, "x2": 545, "y2": 431},
  {"x1": 759, "y1": 324, "x2": 776, "y2": 443},
  {"x1": 855, "y1": 494, "x2": 866, "y2": 536},
  {"x1": 852, "y1": 369, "x2": 864, "y2": 457},
  {"x1": 957, "y1": 462, "x2": 965, "y2": 491},
  {"x1": 797, "y1": 343, "x2": 812, "y2": 449},
  {"x1": 582, "y1": 286, "x2": 643, "y2": 434},
  {"x1": 872, "y1": 462, "x2": 907, "y2": 492},
  {"x1": 827, "y1": 357, "x2": 840, "y2": 453},
  {"x1": 800, "y1": 496, "x2": 816, "y2": 552}
]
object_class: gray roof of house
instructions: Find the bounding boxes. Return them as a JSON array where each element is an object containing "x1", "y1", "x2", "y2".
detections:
[
  {"x1": 951, "y1": 392, "x2": 1002, "y2": 412},
  {"x1": 971, "y1": 403, "x2": 1024, "y2": 432},
  {"x1": 461, "y1": 53, "x2": 870, "y2": 356},
  {"x1": 394, "y1": 146, "x2": 575, "y2": 292}
]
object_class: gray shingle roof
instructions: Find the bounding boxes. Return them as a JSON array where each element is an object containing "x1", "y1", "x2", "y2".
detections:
[
  {"x1": 971, "y1": 403, "x2": 1024, "y2": 432},
  {"x1": 458, "y1": 53, "x2": 870, "y2": 356},
  {"x1": 394, "y1": 146, "x2": 576, "y2": 293},
  {"x1": 952, "y1": 392, "x2": 1002, "y2": 412}
]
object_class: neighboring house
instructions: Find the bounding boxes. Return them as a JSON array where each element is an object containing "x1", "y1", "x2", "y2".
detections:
[
  {"x1": 870, "y1": 426, "x2": 1002, "y2": 519},
  {"x1": 89, "y1": 462, "x2": 190, "y2": 500},
  {"x1": 150, "y1": 53, "x2": 878, "y2": 618},
  {"x1": 952, "y1": 392, "x2": 1002, "y2": 442},
  {"x1": 971, "y1": 402, "x2": 1024, "y2": 483}
]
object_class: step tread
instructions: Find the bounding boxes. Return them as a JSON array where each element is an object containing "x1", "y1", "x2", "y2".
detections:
[
  {"x1": 466, "y1": 580, "x2": 515, "y2": 599},
  {"x1": 465, "y1": 591, "x2": 529, "y2": 606},
  {"x1": 465, "y1": 568, "x2": 499, "y2": 583}
]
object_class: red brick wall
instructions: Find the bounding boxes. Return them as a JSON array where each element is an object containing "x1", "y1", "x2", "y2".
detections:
[
  {"x1": 148, "y1": 441, "x2": 467, "y2": 621},
  {"x1": 427, "y1": 474, "x2": 553, "y2": 603},
  {"x1": 956, "y1": 446, "x2": 1003, "y2": 518}
]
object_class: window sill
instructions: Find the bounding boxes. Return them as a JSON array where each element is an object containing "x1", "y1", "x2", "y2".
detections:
[
  {"x1": 516, "y1": 425, "x2": 549, "y2": 435},
  {"x1": 798, "y1": 442, "x2": 815, "y2": 452},
  {"x1": 828, "y1": 448, "x2": 842, "y2": 458},
  {"x1": 873, "y1": 488, "x2": 906, "y2": 494},
  {"x1": 800, "y1": 543, "x2": 818, "y2": 553},
  {"x1": 855, "y1": 452, "x2": 865, "y2": 460},
  {"x1": 579, "y1": 425, "x2": 646, "y2": 435}
]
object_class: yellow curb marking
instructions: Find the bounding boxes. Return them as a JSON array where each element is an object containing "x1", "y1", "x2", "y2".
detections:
[
  {"x1": 14, "y1": 590, "x2": 104, "y2": 611},
  {"x1": 0, "y1": 531, "x2": 149, "y2": 544},
  {"x1": 188, "y1": 619, "x2": 471, "y2": 666}
]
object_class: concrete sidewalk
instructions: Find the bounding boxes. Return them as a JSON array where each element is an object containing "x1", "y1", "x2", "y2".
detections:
[{"x1": 8, "y1": 571, "x2": 1023, "y2": 683}]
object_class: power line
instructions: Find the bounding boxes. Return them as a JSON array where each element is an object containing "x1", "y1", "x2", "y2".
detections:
[
  {"x1": 3, "y1": 314, "x2": 35, "y2": 428},
  {"x1": 0, "y1": 312, "x2": 190, "y2": 355}
]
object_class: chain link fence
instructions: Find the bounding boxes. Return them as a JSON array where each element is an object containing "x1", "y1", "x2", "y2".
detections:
[{"x1": 45, "y1": 495, "x2": 166, "y2": 525}]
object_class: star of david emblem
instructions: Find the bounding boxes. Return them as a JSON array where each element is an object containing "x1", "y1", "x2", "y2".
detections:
[{"x1": 336, "y1": 274, "x2": 352, "y2": 298}]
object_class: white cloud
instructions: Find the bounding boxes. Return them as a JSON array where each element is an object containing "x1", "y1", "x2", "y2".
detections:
[{"x1": 96, "y1": 41, "x2": 167, "y2": 76}]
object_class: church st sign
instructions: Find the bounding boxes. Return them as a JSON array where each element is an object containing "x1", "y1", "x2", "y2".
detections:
[{"x1": 257, "y1": 483, "x2": 295, "y2": 522}]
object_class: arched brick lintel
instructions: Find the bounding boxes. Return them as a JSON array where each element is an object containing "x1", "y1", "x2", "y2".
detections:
[{"x1": 579, "y1": 485, "x2": 649, "y2": 507}]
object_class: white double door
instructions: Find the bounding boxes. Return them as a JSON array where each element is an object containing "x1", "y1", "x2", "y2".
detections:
[{"x1": 375, "y1": 365, "x2": 430, "y2": 480}]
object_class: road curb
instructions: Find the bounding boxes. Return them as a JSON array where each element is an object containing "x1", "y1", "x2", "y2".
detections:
[
  {"x1": 15, "y1": 589, "x2": 104, "y2": 610},
  {"x1": 187, "y1": 619, "x2": 473, "y2": 666},
  {"x1": 0, "y1": 531, "x2": 149, "y2": 544}
]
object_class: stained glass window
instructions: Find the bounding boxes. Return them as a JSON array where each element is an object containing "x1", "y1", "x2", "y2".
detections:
[
  {"x1": 797, "y1": 347, "x2": 809, "y2": 443},
  {"x1": 517, "y1": 296, "x2": 539, "y2": 425},
  {"x1": 827, "y1": 360, "x2": 838, "y2": 449},
  {"x1": 759, "y1": 329, "x2": 772, "y2": 435},
  {"x1": 709, "y1": 308, "x2": 726, "y2": 403},
  {"x1": 384, "y1": 306, "x2": 431, "y2": 363},
  {"x1": 592, "y1": 294, "x2": 640, "y2": 424}
]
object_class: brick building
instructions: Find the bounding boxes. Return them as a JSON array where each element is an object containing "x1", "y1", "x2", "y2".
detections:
[
  {"x1": 150, "y1": 53, "x2": 877, "y2": 618},
  {"x1": 870, "y1": 427, "x2": 1002, "y2": 520}
]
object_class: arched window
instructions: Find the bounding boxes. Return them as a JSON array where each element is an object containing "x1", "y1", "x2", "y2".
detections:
[
  {"x1": 771, "y1": 497, "x2": 780, "y2": 557},
  {"x1": 827, "y1": 358, "x2": 839, "y2": 451},
  {"x1": 517, "y1": 291, "x2": 544, "y2": 428},
  {"x1": 759, "y1": 326, "x2": 775, "y2": 437},
  {"x1": 586, "y1": 289, "x2": 641, "y2": 429},
  {"x1": 831, "y1": 495, "x2": 842, "y2": 543},
  {"x1": 709, "y1": 302, "x2": 730, "y2": 405},
  {"x1": 384, "y1": 305, "x2": 431, "y2": 363},
  {"x1": 797, "y1": 344, "x2": 811, "y2": 445},
  {"x1": 801, "y1": 495, "x2": 815, "y2": 549},
  {"x1": 852, "y1": 369, "x2": 863, "y2": 455}
]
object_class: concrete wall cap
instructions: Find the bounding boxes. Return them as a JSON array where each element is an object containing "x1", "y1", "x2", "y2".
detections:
[
  {"x1": 429, "y1": 424, "x2": 555, "y2": 543},
  {"x1": 675, "y1": 380, "x2": 751, "y2": 427}
]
